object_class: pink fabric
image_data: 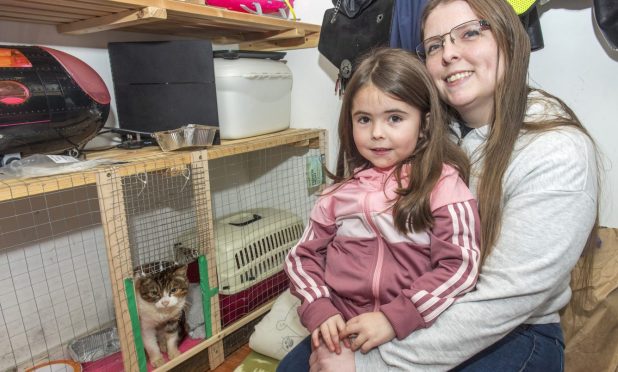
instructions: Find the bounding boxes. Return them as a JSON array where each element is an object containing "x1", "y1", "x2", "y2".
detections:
[
  {"x1": 219, "y1": 270, "x2": 288, "y2": 326},
  {"x1": 285, "y1": 164, "x2": 481, "y2": 339},
  {"x1": 206, "y1": 0, "x2": 293, "y2": 13},
  {"x1": 430, "y1": 164, "x2": 474, "y2": 211},
  {"x1": 82, "y1": 337, "x2": 203, "y2": 371}
]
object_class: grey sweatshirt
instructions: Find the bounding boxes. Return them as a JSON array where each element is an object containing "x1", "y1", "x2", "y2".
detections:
[{"x1": 355, "y1": 92, "x2": 598, "y2": 371}]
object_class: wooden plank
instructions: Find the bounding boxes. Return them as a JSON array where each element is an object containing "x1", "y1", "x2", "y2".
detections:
[
  {"x1": 0, "y1": 129, "x2": 322, "y2": 202},
  {"x1": 58, "y1": 6, "x2": 167, "y2": 34},
  {"x1": 0, "y1": 0, "x2": 320, "y2": 49},
  {"x1": 190, "y1": 150, "x2": 225, "y2": 370},
  {"x1": 0, "y1": 9, "x2": 77, "y2": 23},
  {"x1": 0, "y1": 0, "x2": 108, "y2": 17},
  {"x1": 0, "y1": 6, "x2": 84, "y2": 20},
  {"x1": 240, "y1": 30, "x2": 319, "y2": 51},
  {"x1": 239, "y1": 28, "x2": 305, "y2": 42},
  {"x1": 164, "y1": 11, "x2": 283, "y2": 32},
  {"x1": 122, "y1": 21, "x2": 240, "y2": 40},
  {"x1": 175, "y1": 0, "x2": 203, "y2": 4},
  {"x1": 209, "y1": 344, "x2": 252, "y2": 372},
  {"x1": 73, "y1": 0, "x2": 165, "y2": 8},
  {"x1": 207, "y1": 129, "x2": 323, "y2": 159},
  {"x1": 0, "y1": 16, "x2": 55, "y2": 25},
  {"x1": 153, "y1": 299, "x2": 275, "y2": 371},
  {"x1": 96, "y1": 169, "x2": 140, "y2": 372},
  {"x1": 99, "y1": 0, "x2": 318, "y2": 31},
  {"x1": 319, "y1": 128, "x2": 328, "y2": 163},
  {"x1": 28, "y1": 0, "x2": 128, "y2": 13},
  {"x1": 54, "y1": 0, "x2": 137, "y2": 10},
  {"x1": 164, "y1": 1, "x2": 320, "y2": 31},
  {"x1": 95, "y1": 22, "x2": 316, "y2": 47},
  {"x1": 167, "y1": 345, "x2": 211, "y2": 372},
  {"x1": 0, "y1": 173, "x2": 98, "y2": 202}
]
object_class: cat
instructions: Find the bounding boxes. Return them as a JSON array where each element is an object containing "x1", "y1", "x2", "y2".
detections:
[{"x1": 134, "y1": 264, "x2": 189, "y2": 368}]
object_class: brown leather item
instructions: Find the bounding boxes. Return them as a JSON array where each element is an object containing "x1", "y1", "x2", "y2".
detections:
[{"x1": 317, "y1": 0, "x2": 394, "y2": 93}]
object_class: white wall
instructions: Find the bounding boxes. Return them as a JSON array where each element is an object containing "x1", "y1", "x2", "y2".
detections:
[
  {"x1": 283, "y1": 0, "x2": 342, "y2": 171},
  {"x1": 529, "y1": 0, "x2": 618, "y2": 227},
  {"x1": 0, "y1": 0, "x2": 616, "y2": 227}
]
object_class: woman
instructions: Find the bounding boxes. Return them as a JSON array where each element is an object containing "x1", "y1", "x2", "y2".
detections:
[{"x1": 303, "y1": 0, "x2": 599, "y2": 370}]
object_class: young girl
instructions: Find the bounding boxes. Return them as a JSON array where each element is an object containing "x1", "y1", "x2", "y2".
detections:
[{"x1": 281, "y1": 48, "x2": 481, "y2": 368}]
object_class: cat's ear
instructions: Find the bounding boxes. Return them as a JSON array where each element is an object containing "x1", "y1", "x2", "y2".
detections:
[{"x1": 174, "y1": 265, "x2": 187, "y2": 278}]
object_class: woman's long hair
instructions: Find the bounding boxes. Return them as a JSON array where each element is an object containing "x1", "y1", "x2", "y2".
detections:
[
  {"x1": 421, "y1": 0, "x2": 600, "y2": 307},
  {"x1": 330, "y1": 47, "x2": 470, "y2": 233}
]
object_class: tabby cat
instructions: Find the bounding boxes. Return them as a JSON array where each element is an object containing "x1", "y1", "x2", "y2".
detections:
[{"x1": 134, "y1": 264, "x2": 189, "y2": 367}]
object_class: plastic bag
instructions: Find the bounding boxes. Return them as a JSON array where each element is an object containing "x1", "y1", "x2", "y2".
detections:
[{"x1": 0, "y1": 154, "x2": 119, "y2": 179}]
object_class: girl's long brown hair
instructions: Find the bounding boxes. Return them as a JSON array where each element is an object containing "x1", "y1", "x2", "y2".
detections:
[
  {"x1": 330, "y1": 47, "x2": 470, "y2": 233},
  {"x1": 420, "y1": 0, "x2": 599, "y2": 305}
]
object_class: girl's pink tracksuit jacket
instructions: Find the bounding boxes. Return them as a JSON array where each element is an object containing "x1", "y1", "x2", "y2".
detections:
[{"x1": 285, "y1": 164, "x2": 481, "y2": 340}]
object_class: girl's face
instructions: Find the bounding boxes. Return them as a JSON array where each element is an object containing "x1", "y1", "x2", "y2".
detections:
[
  {"x1": 351, "y1": 84, "x2": 422, "y2": 170},
  {"x1": 423, "y1": 0, "x2": 503, "y2": 126}
]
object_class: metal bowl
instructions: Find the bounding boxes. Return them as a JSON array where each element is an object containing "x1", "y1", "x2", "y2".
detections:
[
  {"x1": 154, "y1": 124, "x2": 218, "y2": 152},
  {"x1": 67, "y1": 326, "x2": 120, "y2": 363}
]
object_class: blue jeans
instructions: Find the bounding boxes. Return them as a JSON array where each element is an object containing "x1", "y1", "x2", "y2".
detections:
[
  {"x1": 277, "y1": 336, "x2": 312, "y2": 372},
  {"x1": 276, "y1": 323, "x2": 564, "y2": 372},
  {"x1": 455, "y1": 323, "x2": 564, "y2": 371}
]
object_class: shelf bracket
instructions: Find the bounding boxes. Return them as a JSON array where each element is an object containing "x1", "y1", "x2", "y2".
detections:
[
  {"x1": 57, "y1": 6, "x2": 167, "y2": 35},
  {"x1": 241, "y1": 28, "x2": 305, "y2": 42},
  {"x1": 240, "y1": 31, "x2": 319, "y2": 51}
]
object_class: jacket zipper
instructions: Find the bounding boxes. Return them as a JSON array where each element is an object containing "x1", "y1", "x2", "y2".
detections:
[{"x1": 363, "y1": 188, "x2": 385, "y2": 312}]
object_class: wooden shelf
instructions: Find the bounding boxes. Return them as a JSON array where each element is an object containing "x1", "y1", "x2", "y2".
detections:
[
  {"x1": 0, "y1": 0, "x2": 321, "y2": 50},
  {"x1": 0, "y1": 128, "x2": 324, "y2": 202}
]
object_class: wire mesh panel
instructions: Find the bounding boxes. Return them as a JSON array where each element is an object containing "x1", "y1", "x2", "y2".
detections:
[
  {"x1": 0, "y1": 176, "x2": 114, "y2": 371},
  {"x1": 207, "y1": 144, "x2": 321, "y2": 332},
  {"x1": 96, "y1": 152, "x2": 216, "y2": 371},
  {"x1": 123, "y1": 163, "x2": 206, "y2": 273},
  {"x1": 0, "y1": 129, "x2": 326, "y2": 371}
]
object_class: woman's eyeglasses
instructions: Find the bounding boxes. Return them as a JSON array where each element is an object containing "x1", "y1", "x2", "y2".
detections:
[{"x1": 416, "y1": 19, "x2": 491, "y2": 62}]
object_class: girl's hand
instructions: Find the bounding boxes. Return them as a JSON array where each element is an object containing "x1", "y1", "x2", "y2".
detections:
[
  {"x1": 312, "y1": 314, "x2": 346, "y2": 354},
  {"x1": 310, "y1": 340, "x2": 355, "y2": 372},
  {"x1": 342, "y1": 311, "x2": 396, "y2": 353}
]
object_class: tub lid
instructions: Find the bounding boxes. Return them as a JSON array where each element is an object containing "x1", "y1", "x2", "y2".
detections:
[
  {"x1": 213, "y1": 50, "x2": 286, "y2": 60},
  {"x1": 214, "y1": 57, "x2": 292, "y2": 78}
]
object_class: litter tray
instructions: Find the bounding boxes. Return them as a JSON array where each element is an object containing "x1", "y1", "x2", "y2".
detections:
[
  {"x1": 68, "y1": 326, "x2": 120, "y2": 363},
  {"x1": 154, "y1": 124, "x2": 218, "y2": 151}
]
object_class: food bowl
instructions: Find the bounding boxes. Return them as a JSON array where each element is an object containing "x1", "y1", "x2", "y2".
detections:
[
  {"x1": 67, "y1": 327, "x2": 120, "y2": 363},
  {"x1": 153, "y1": 124, "x2": 218, "y2": 152}
]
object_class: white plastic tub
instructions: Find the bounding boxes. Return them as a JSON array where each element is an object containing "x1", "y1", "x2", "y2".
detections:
[{"x1": 214, "y1": 57, "x2": 292, "y2": 139}]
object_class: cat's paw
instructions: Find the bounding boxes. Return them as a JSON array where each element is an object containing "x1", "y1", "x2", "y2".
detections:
[
  {"x1": 151, "y1": 356, "x2": 166, "y2": 368},
  {"x1": 159, "y1": 343, "x2": 167, "y2": 354},
  {"x1": 168, "y1": 348, "x2": 182, "y2": 360}
]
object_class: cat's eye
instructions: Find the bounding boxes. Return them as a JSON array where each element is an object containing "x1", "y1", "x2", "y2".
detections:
[{"x1": 170, "y1": 288, "x2": 177, "y2": 294}]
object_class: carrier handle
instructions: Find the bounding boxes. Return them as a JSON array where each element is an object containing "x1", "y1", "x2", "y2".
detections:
[{"x1": 229, "y1": 213, "x2": 262, "y2": 226}]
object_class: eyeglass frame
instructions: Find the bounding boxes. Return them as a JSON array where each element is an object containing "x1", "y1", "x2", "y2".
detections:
[{"x1": 415, "y1": 19, "x2": 491, "y2": 62}]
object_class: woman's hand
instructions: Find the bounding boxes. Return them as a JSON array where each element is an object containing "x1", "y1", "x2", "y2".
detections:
[
  {"x1": 342, "y1": 311, "x2": 396, "y2": 353},
  {"x1": 309, "y1": 340, "x2": 355, "y2": 372},
  {"x1": 313, "y1": 314, "x2": 347, "y2": 354}
]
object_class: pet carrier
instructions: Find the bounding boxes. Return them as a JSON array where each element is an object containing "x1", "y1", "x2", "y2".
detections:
[{"x1": 176, "y1": 207, "x2": 303, "y2": 295}]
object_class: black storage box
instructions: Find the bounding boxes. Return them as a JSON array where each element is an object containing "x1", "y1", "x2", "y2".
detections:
[{"x1": 108, "y1": 40, "x2": 220, "y2": 144}]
